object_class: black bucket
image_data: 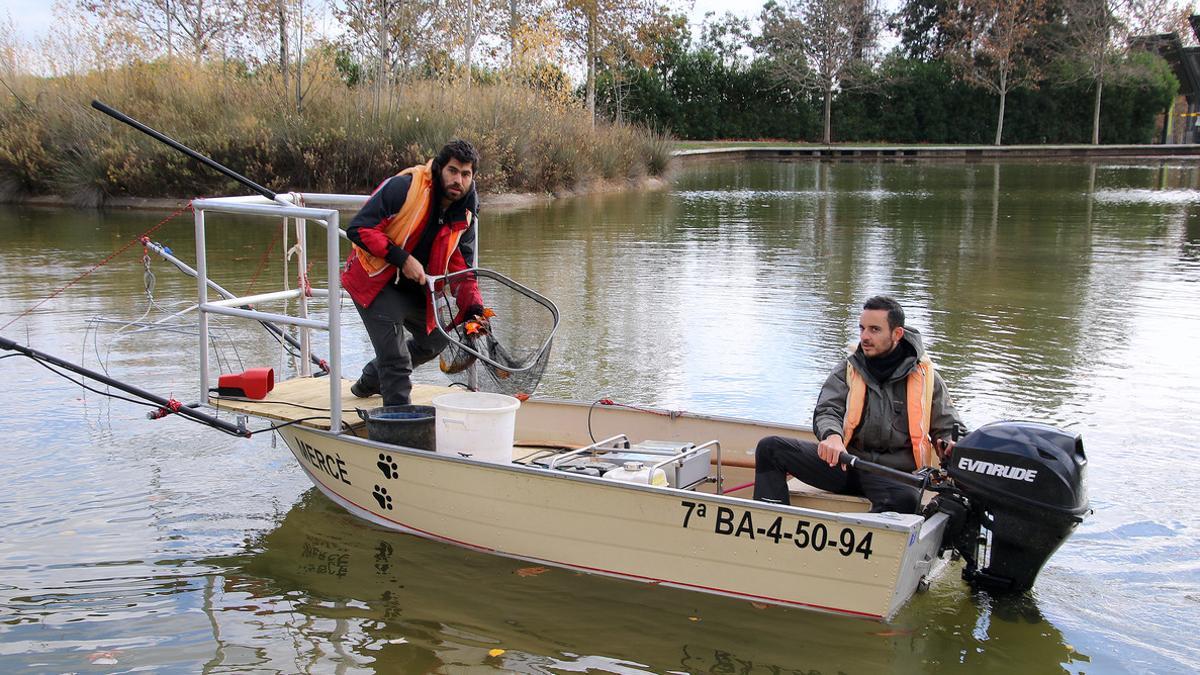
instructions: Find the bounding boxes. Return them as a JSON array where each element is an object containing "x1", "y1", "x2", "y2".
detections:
[{"x1": 356, "y1": 405, "x2": 436, "y2": 450}]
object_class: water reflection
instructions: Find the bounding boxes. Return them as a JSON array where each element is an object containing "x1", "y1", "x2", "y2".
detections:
[{"x1": 209, "y1": 490, "x2": 1086, "y2": 674}]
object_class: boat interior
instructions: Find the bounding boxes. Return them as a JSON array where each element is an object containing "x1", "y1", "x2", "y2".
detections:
[{"x1": 212, "y1": 376, "x2": 876, "y2": 514}]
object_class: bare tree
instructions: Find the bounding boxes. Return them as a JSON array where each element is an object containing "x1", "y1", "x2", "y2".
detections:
[
  {"x1": 82, "y1": 0, "x2": 246, "y2": 61},
  {"x1": 432, "y1": 0, "x2": 505, "y2": 86},
  {"x1": 1124, "y1": 0, "x2": 1196, "y2": 42},
  {"x1": 336, "y1": 0, "x2": 440, "y2": 111},
  {"x1": 942, "y1": 0, "x2": 1049, "y2": 145},
  {"x1": 1055, "y1": 0, "x2": 1130, "y2": 145},
  {"x1": 758, "y1": 0, "x2": 882, "y2": 144}
]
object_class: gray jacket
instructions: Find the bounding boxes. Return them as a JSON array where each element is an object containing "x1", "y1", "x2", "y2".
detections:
[{"x1": 812, "y1": 328, "x2": 964, "y2": 472}]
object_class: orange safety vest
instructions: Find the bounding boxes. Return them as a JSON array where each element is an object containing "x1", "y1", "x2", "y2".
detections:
[
  {"x1": 842, "y1": 355, "x2": 937, "y2": 469},
  {"x1": 351, "y1": 162, "x2": 468, "y2": 280}
]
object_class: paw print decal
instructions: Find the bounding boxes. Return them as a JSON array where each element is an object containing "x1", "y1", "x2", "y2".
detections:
[{"x1": 372, "y1": 485, "x2": 393, "y2": 510}]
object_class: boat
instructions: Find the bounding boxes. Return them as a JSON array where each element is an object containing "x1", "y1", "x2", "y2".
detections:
[{"x1": 176, "y1": 191, "x2": 1088, "y2": 622}]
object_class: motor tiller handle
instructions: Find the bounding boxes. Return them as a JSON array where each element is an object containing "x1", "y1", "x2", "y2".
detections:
[{"x1": 838, "y1": 452, "x2": 928, "y2": 490}]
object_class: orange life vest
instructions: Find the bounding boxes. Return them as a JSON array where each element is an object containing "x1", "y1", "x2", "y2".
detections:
[
  {"x1": 351, "y1": 162, "x2": 468, "y2": 280},
  {"x1": 842, "y1": 355, "x2": 937, "y2": 469}
]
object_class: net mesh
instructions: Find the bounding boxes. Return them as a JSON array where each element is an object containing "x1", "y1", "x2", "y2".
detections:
[{"x1": 431, "y1": 269, "x2": 558, "y2": 398}]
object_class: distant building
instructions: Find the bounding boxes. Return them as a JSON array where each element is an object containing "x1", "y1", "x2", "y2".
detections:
[{"x1": 1132, "y1": 16, "x2": 1200, "y2": 144}]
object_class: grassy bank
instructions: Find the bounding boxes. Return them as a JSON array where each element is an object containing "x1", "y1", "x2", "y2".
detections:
[{"x1": 0, "y1": 60, "x2": 673, "y2": 206}]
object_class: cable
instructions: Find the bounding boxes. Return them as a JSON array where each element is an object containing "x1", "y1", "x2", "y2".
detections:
[
  {"x1": 0, "y1": 202, "x2": 192, "y2": 332},
  {"x1": 588, "y1": 399, "x2": 601, "y2": 444},
  {"x1": 6, "y1": 351, "x2": 355, "y2": 439},
  {"x1": 248, "y1": 416, "x2": 342, "y2": 435},
  {"x1": 27, "y1": 355, "x2": 161, "y2": 409},
  {"x1": 209, "y1": 392, "x2": 363, "y2": 413}
]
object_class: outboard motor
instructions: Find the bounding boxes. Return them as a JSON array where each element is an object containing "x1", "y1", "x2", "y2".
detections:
[{"x1": 941, "y1": 421, "x2": 1089, "y2": 592}]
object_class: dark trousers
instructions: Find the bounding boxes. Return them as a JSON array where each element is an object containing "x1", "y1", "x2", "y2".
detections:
[
  {"x1": 354, "y1": 284, "x2": 448, "y2": 406},
  {"x1": 753, "y1": 435, "x2": 921, "y2": 514}
]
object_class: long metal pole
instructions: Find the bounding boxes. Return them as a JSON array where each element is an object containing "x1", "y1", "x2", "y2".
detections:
[
  {"x1": 92, "y1": 100, "x2": 285, "y2": 205},
  {"x1": 327, "y1": 210, "x2": 342, "y2": 432},
  {"x1": 0, "y1": 336, "x2": 249, "y2": 437},
  {"x1": 196, "y1": 208, "x2": 211, "y2": 400}
]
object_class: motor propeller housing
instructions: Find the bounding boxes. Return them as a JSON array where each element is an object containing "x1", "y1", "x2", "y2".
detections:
[{"x1": 941, "y1": 421, "x2": 1090, "y2": 592}]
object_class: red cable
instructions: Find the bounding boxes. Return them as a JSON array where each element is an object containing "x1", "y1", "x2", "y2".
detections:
[
  {"x1": 598, "y1": 398, "x2": 681, "y2": 418},
  {"x1": 722, "y1": 481, "x2": 755, "y2": 495},
  {"x1": 244, "y1": 222, "x2": 284, "y2": 296},
  {"x1": 1, "y1": 202, "x2": 193, "y2": 332}
]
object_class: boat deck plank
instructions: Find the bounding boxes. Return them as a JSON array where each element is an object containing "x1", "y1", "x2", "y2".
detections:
[{"x1": 209, "y1": 377, "x2": 452, "y2": 430}]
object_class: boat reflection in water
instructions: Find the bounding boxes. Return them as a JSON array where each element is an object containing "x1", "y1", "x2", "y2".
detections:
[{"x1": 204, "y1": 490, "x2": 1090, "y2": 673}]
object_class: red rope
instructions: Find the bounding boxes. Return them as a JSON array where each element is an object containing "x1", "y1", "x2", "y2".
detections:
[
  {"x1": 299, "y1": 261, "x2": 314, "y2": 297},
  {"x1": 722, "y1": 481, "x2": 755, "y2": 495},
  {"x1": 1, "y1": 202, "x2": 193, "y2": 332},
  {"x1": 148, "y1": 398, "x2": 184, "y2": 420}
]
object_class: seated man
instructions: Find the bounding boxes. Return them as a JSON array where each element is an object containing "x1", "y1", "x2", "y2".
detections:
[{"x1": 754, "y1": 296, "x2": 965, "y2": 514}]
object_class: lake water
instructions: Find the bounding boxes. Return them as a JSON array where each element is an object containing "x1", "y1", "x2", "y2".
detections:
[{"x1": 1, "y1": 159, "x2": 1198, "y2": 673}]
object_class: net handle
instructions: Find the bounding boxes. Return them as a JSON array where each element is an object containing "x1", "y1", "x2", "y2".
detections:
[{"x1": 425, "y1": 267, "x2": 560, "y2": 374}]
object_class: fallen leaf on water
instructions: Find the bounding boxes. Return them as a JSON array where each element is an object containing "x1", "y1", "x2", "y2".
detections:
[
  {"x1": 88, "y1": 651, "x2": 119, "y2": 665},
  {"x1": 388, "y1": 638, "x2": 408, "y2": 644},
  {"x1": 488, "y1": 649, "x2": 506, "y2": 657},
  {"x1": 515, "y1": 566, "x2": 548, "y2": 577},
  {"x1": 688, "y1": 616, "x2": 701, "y2": 622},
  {"x1": 751, "y1": 602, "x2": 768, "y2": 610}
]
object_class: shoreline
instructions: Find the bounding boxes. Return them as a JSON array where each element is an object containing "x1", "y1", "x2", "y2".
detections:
[
  {"x1": 7, "y1": 141, "x2": 1194, "y2": 211},
  {"x1": 673, "y1": 143, "x2": 1200, "y2": 163},
  {"x1": 3, "y1": 176, "x2": 670, "y2": 213}
]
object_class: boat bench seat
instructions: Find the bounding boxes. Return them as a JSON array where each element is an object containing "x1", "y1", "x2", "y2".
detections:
[
  {"x1": 786, "y1": 477, "x2": 936, "y2": 513},
  {"x1": 786, "y1": 478, "x2": 873, "y2": 513}
]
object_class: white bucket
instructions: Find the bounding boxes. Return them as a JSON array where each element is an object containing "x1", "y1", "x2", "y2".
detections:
[{"x1": 431, "y1": 392, "x2": 521, "y2": 464}]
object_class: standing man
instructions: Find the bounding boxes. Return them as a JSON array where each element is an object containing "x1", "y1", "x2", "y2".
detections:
[
  {"x1": 754, "y1": 296, "x2": 965, "y2": 513},
  {"x1": 343, "y1": 140, "x2": 484, "y2": 406}
]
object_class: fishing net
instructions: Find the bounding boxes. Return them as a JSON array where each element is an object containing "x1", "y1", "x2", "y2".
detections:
[{"x1": 430, "y1": 268, "x2": 559, "y2": 398}]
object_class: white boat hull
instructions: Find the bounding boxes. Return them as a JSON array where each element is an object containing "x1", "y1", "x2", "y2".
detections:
[{"x1": 278, "y1": 421, "x2": 947, "y2": 621}]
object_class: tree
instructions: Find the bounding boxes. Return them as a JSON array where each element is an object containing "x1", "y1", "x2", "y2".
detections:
[
  {"x1": 758, "y1": 0, "x2": 882, "y2": 144},
  {"x1": 1053, "y1": 0, "x2": 1130, "y2": 145},
  {"x1": 1124, "y1": 0, "x2": 1197, "y2": 43},
  {"x1": 889, "y1": 0, "x2": 961, "y2": 60},
  {"x1": 335, "y1": 0, "x2": 440, "y2": 110},
  {"x1": 558, "y1": 0, "x2": 661, "y2": 123},
  {"x1": 243, "y1": 0, "x2": 310, "y2": 108},
  {"x1": 942, "y1": 0, "x2": 1050, "y2": 145},
  {"x1": 81, "y1": 0, "x2": 247, "y2": 61}
]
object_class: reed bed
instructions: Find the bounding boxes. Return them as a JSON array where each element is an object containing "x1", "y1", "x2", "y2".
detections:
[{"x1": 0, "y1": 59, "x2": 674, "y2": 205}]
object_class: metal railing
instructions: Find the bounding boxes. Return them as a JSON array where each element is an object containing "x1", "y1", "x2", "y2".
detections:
[{"x1": 191, "y1": 192, "x2": 367, "y2": 432}]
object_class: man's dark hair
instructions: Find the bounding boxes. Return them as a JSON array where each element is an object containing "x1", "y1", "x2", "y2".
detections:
[
  {"x1": 435, "y1": 139, "x2": 479, "y2": 171},
  {"x1": 863, "y1": 295, "x2": 905, "y2": 330}
]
